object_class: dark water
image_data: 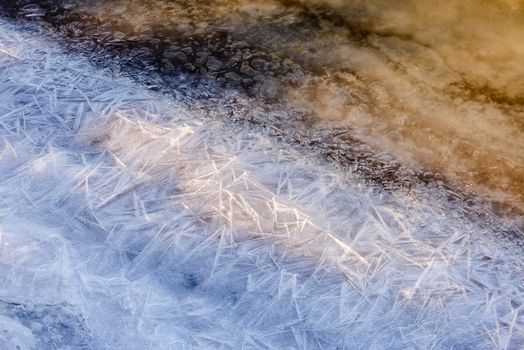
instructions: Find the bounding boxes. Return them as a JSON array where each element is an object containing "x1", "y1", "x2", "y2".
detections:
[{"x1": 3, "y1": 0, "x2": 522, "y2": 215}]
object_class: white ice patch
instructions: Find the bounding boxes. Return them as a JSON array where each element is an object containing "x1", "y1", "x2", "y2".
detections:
[{"x1": 0, "y1": 18, "x2": 522, "y2": 350}]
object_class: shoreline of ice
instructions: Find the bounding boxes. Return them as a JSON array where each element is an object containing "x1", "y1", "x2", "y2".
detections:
[{"x1": 0, "y1": 17, "x2": 523, "y2": 350}]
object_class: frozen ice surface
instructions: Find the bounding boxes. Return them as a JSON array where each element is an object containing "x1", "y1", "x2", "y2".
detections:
[
  {"x1": 0, "y1": 18, "x2": 523, "y2": 350},
  {"x1": 2, "y1": 0, "x2": 522, "y2": 211}
]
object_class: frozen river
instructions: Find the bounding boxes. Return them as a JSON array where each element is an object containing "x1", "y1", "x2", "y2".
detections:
[{"x1": 0, "y1": 1, "x2": 523, "y2": 349}]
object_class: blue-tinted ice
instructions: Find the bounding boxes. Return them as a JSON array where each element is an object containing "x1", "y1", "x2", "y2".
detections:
[{"x1": 0, "y1": 18, "x2": 522, "y2": 350}]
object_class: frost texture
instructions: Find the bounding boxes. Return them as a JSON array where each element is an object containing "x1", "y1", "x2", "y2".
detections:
[
  {"x1": 2, "y1": 0, "x2": 522, "y2": 211},
  {"x1": 0, "y1": 19, "x2": 523, "y2": 350}
]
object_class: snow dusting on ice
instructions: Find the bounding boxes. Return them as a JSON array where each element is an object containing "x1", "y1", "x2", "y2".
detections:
[{"x1": 0, "y1": 17, "x2": 523, "y2": 350}]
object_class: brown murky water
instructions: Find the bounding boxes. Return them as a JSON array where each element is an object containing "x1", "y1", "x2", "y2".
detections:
[{"x1": 3, "y1": 0, "x2": 523, "y2": 213}]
